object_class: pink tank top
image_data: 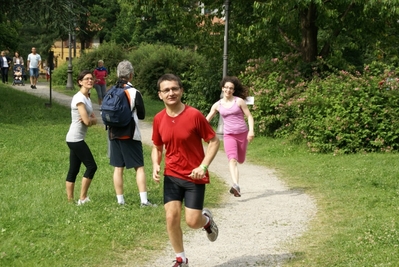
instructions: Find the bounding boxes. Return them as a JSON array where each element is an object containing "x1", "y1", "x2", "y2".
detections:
[{"x1": 218, "y1": 97, "x2": 248, "y2": 134}]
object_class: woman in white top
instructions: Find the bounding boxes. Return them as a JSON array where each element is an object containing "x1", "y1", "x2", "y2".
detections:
[{"x1": 65, "y1": 70, "x2": 98, "y2": 205}]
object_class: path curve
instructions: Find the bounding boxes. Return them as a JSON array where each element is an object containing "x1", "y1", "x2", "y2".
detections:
[{"x1": 12, "y1": 82, "x2": 317, "y2": 267}]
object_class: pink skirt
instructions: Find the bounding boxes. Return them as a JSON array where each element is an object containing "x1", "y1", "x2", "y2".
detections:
[{"x1": 223, "y1": 131, "x2": 248, "y2": 163}]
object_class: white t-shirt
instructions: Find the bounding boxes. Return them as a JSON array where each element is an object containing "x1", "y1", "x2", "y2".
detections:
[
  {"x1": 27, "y1": 53, "x2": 41, "y2": 68},
  {"x1": 2, "y1": 57, "x2": 8, "y2": 68},
  {"x1": 66, "y1": 91, "x2": 93, "y2": 142}
]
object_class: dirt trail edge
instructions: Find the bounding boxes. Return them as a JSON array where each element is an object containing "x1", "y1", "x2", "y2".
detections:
[{"x1": 12, "y1": 83, "x2": 317, "y2": 267}]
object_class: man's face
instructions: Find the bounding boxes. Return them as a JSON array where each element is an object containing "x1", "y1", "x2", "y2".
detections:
[
  {"x1": 32, "y1": 48, "x2": 36, "y2": 54},
  {"x1": 158, "y1": 80, "x2": 183, "y2": 105}
]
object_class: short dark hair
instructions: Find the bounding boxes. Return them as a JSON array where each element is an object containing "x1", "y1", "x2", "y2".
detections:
[
  {"x1": 77, "y1": 70, "x2": 93, "y2": 86},
  {"x1": 157, "y1": 74, "x2": 183, "y2": 91}
]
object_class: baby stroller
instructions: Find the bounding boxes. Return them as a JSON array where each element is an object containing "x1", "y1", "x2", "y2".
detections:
[{"x1": 12, "y1": 64, "x2": 25, "y2": 86}]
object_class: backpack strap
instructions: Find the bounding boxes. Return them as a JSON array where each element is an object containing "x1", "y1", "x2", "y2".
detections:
[{"x1": 125, "y1": 88, "x2": 137, "y2": 112}]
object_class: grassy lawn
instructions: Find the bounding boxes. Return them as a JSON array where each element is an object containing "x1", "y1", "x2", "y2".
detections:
[
  {"x1": 246, "y1": 139, "x2": 399, "y2": 266},
  {"x1": 0, "y1": 85, "x2": 225, "y2": 267},
  {"x1": 2, "y1": 83, "x2": 399, "y2": 266}
]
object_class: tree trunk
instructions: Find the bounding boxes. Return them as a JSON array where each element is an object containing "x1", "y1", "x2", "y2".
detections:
[{"x1": 300, "y1": 2, "x2": 318, "y2": 63}]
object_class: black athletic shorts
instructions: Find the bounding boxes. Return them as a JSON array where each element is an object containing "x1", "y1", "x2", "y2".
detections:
[
  {"x1": 109, "y1": 139, "x2": 144, "y2": 169},
  {"x1": 163, "y1": 175, "x2": 205, "y2": 210}
]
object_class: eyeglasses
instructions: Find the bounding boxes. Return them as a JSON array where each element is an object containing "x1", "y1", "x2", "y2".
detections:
[
  {"x1": 82, "y1": 77, "x2": 94, "y2": 81},
  {"x1": 224, "y1": 86, "x2": 234, "y2": 90},
  {"x1": 159, "y1": 87, "x2": 181, "y2": 94}
]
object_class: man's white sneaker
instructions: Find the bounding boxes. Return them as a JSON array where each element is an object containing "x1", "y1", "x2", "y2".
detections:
[
  {"x1": 202, "y1": 208, "x2": 218, "y2": 242},
  {"x1": 140, "y1": 200, "x2": 157, "y2": 207},
  {"x1": 77, "y1": 197, "x2": 90, "y2": 206}
]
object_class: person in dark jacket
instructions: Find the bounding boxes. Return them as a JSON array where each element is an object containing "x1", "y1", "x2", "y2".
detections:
[{"x1": 0, "y1": 51, "x2": 12, "y2": 84}]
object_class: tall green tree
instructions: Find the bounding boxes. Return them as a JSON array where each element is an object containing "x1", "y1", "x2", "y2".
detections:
[
  {"x1": 125, "y1": 1, "x2": 399, "y2": 74},
  {"x1": 1, "y1": 0, "x2": 87, "y2": 57},
  {"x1": 75, "y1": 0, "x2": 120, "y2": 51},
  {"x1": 210, "y1": 0, "x2": 399, "y2": 72}
]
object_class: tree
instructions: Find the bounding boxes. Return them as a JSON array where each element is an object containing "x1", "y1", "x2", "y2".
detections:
[
  {"x1": 0, "y1": 0, "x2": 87, "y2": 58},
  {"x1": 219, "y1": 0, "x2": 399, "y2": 71}
]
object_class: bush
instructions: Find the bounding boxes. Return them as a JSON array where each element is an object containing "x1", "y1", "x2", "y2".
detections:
[
  {"x1": 52, "y1": 42, "x2": 126, "y2": 87},
  {"x1": 241, "y1": 57, "x2": 399, "y2": 153},
  {"x1": 128, "y1": 43, "x2": 221, "y2": 113},
  {"x1": 290, "y1": 71, "x2": 399, "y2": 153}
]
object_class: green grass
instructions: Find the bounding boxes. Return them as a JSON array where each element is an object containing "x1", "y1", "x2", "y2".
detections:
[
  {"x1": 3, "y1": 83, "x2": 399, "y2": 266},
  {"x1": 0, "y1": 85, "x2": 225, "y2": 267},
  {"x1": 246, "y1": 138, "x2": 399, "y2": 266}
]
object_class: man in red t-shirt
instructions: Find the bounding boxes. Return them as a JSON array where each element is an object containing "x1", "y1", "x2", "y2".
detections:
[{"x1": 152, "y1": 74, "x2": 220, "y2": 266}]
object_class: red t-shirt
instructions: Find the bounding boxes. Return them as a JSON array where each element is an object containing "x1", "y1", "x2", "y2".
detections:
[
  {"x1": 152, "y1": 105, "x2": 216, "y2": 184},
  {"x1": 93, "y1": 68, "x2": 108, "y2": 85}
]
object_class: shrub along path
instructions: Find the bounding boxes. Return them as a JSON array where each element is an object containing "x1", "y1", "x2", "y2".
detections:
[{"x1": 12, "y1": 82, "x2": 317, "y2": 266}]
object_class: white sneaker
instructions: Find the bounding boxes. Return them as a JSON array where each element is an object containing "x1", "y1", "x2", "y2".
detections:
[
  {"x1": 140, "y1": 200, "x2": 157, "y2": 207},
  {"x1": 77, "y1": 197, "x2": 90, "y2": 206},
  {"x1": 202, "y1": 208, "x2": 218, "y2": 242}
]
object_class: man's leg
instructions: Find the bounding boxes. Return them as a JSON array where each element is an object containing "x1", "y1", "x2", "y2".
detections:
[
  {"x1": 34, "y1": 69, "x2": 38, "y2": 86},
  {"x1": 113, "y1": 167, "x2": 125, "y2": 204},
  {"x1": 185, "y1": 207, "x2": 208, "y2": 229},
  {"x1": 135, "y1": 166, "x2": 147, "y2": 192},
  {"x1": 165, "y1": 201, "x2": 184, "y2": 253},
  {"x1": 136, "y1": 166, "x2": 152, "y2": 205}
]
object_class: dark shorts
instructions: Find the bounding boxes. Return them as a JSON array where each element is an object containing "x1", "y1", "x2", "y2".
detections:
[
  {"x1": 164, "y1": 175, "x2": 205, "y2": 210},
  {"x1": 109, "y1": 139, "x2": 144, "y2": 169}
]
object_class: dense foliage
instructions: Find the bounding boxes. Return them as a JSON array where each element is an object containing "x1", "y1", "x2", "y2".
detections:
[
  {"x1": 52, "y1": 43, "x2": 221, "y2": 113},
  {"x1": 5, "y1": 1, "x2": 399, "y2": 153},
  {"x1": 51, "y1": 42, "x2": 126, "y2": 87},
  {"x1": 241, "y1": 57, "x2": 399, "y2": 153}
]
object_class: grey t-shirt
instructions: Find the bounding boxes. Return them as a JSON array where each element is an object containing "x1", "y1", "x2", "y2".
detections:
[{"x1": 66, "y1": 91, "x2": 93, "y2": 142}]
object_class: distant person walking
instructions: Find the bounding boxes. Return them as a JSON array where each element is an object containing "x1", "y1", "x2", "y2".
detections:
[
  {"x1": 108, "y1": 60, "x2": 155, "y2": 207},
  {"x1": 206, "y1": 76, "x2": 254, "y2": 197},
  {"x1": 93, "y1": 59, "x2": 108, "y2": 105},
  {"x1": 12, "y1": 51, "x2": 24, "y2": 66},
  {"x1": 0, "y1": 51, "x2": 12, "y2": 84},
  {"x1": 65, "y1": 70, "x2": 98, "y2": 205},
  {"x1": 13, "y1": 52, "x2": 25, "y2": 81},
  {"x1": 152, "y1": 74, "x2": 220, "y2": 266},
  {"x1": 27, "y1": 47, "x2": 41, "y2": 89}
]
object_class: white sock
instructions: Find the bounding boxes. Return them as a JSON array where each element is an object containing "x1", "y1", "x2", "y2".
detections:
[
  {"x1": 176, "y1": 252, "x2": 186, "y2": 262},
  {"x1": 116, "y1": 195, "x2": 125, "y2": 204},
  {"x1": 139, "y1": 192, "x2": 148, "y2": 204},
  {"x1": 203, "y1": 216, "x2": 210, "y2": 227}
]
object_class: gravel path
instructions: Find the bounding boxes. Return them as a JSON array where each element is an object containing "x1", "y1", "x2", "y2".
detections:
[{"x1": 12, "y1": 82, "x2": 317, "y2": 267}]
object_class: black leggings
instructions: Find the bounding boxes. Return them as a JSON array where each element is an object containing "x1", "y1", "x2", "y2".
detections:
[
  {"x1": 66, "y1": 141, "x2": 97, "y2": 183},
  {"x1": 1, "y1": 67, "x2": 9, "y2": 83}
]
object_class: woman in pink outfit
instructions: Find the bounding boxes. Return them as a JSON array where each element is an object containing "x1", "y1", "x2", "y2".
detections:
[{"x1": 206, "y1": 76, "x2": 254, "y2": 197}]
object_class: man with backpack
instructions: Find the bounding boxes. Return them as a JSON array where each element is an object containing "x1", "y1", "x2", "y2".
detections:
[{"x1": 102, "y1": 60, "x2": 156, "y2": 207}]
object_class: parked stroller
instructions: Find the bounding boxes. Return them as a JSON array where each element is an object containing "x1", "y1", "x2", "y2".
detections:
[{"x1": 12, "y1": 64, "x2": 25, "y2": 86}]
